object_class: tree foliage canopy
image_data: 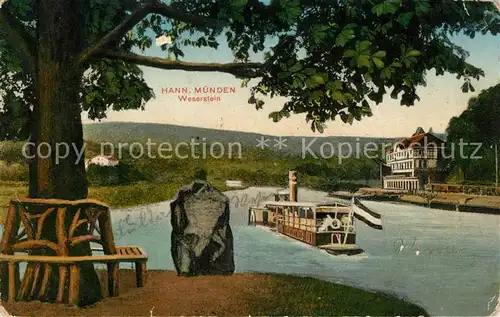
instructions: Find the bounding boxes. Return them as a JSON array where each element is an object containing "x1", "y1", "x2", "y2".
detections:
[
  {"x1": 446, "y1": 82, "x2": 500, "y2": 181},
  {"x1": 0, "y1": 0, "x2": 499, "y2": 138},
  {"x1": 447, "y1": 83, "x2": 500, "y2": 146}
]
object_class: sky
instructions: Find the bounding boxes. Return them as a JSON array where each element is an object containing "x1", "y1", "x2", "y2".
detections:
[{"x1": 83, "y1": 23, "x2": 500, "y2": 138}]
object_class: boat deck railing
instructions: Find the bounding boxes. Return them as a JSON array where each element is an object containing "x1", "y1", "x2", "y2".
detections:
[{"x1": 276, "y1": 217, "x2": 354, "y2": 234}]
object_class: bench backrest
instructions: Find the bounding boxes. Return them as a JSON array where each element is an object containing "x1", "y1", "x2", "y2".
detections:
[{"x1": 0, "y1": 198, "x2": 117, "y2": 257}]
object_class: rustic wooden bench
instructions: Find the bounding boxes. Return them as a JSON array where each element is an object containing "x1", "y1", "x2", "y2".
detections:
[{"x1": 0, "y1": 198, "x2": 148, "y2": 306}]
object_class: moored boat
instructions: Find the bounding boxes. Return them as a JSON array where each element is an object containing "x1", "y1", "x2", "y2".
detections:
[{"x1": 248, "y1": 171, "x2": 383, "y2": 256}]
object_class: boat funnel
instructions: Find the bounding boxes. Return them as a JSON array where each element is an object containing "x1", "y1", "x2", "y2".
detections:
[{"x1": 289, "y1": 171, "x2": 298, "y2": 202}]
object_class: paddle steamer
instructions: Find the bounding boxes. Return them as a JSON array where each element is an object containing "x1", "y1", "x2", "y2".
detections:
[{"x1": 248, "y1": 171, "x2": 383, "y2": 255}]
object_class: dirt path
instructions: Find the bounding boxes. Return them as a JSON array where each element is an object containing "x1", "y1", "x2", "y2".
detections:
[{"x1": 3, "y1": 270, "x2": 276, "y2": 316}]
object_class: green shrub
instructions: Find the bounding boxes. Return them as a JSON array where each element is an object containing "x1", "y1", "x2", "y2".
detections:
[
  {"x1": 0, "y1": 141, "x2": 27, "y2": 164},
  {"x1": 193, "y1": 167, "x2": 208, "y2": 181},
  {"x1": 316, "y1": 178, "x2": 367, "y2": 193},
  {"x1": 0, "y1": 161, "x2": 29, "y2": 181}
]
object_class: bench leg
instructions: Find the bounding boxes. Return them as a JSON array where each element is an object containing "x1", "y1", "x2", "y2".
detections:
[
  {"x1": 68, "y1": 265, "x2": 80, "y2": 306},
  {"x1": 18, "y1": 264, "x2": 35, "y2": 301},
  {"x1": 7, "y1": 262, "x2": 19, "y2": 302},
  {"x1": 57, "y1": 266, "x2": 68, "y2": 303},
  {"x1": 0, "y1": 263, "x2": 6, "y2": 301},
  {"x1": 107, "y1": 263, "x2": 119, "y2": 297},
  {"x1": 135, "y1": 262, "x2": 147, "y2": 287},
  {"x1": 38, "y1": 264, "x2": 52, "y2": 300}
]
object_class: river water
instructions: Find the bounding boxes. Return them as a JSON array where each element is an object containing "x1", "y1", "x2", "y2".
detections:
[{"x1": 4, "y1": 187, "x2": 500, "y2": 316}]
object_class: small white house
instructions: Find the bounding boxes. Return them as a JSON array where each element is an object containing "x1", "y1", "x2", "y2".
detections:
[
  {"x1": 225, "y1": 180, "x2": 243, "y2": 188},
  {"x1": 85, "y1": 155, "x2": 119, "y2": 169}
]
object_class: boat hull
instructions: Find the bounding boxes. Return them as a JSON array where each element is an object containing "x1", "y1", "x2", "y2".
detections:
[
  {"x1": 278, "y1": 224, "x2": 363, "y2": 256},
  {"x1": 280, "y1": 224, "x2": 316, "y2": 245}
]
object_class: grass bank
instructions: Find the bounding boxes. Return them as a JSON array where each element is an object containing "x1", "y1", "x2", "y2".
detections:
[{"x1": 3, "y1": 270, "x2": 429, "y2": 316}]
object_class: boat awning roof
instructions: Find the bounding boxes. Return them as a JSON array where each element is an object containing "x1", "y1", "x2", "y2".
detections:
[
  {"x1": 262, "y1": 201, "x2": 316, "y2": 207},
  {"x1": 261, "y1": 201, "x2": 349, "y2": 208}
]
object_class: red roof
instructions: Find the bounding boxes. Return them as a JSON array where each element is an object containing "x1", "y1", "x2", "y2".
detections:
[
  {"x1": 404, "y1": 133, "x2": 426, "y2": 148},
  {"x1": 386, "y1": 133, "x2": 443, "y2": 153}
]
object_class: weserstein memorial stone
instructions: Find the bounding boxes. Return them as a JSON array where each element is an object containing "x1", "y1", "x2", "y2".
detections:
[{"x1": 170, "y1": 180, "x2": 235, "y2": 276}]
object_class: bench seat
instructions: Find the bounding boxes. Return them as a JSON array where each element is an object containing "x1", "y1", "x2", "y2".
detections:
[
  {"x1": 0, "y1": 246, "x2": 147, "y2": 305},
  {"x1": 0, "y1": 246, "x2": 147, "y2": 263}
]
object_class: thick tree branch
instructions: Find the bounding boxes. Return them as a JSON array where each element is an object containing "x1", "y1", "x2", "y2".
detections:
[
  {"x1": 0, "y1": 7, "x2": 36, "y2": 76},
  {"x1": 78, "y1": 0, "x2": 155, "y2": 64},
  {"x1": 149, "y1": 1, "x2": 219, "y2": 28},
  {"x1": 92, "y1": 49, "x2": 264, "y2": 78},
  {"x1": 78, "y1": 0, "x2": 220, "y2": 65}
]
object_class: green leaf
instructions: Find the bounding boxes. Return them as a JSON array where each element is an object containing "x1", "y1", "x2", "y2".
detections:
[
  {"x1": 343, "y1": 50, "x2": 357, "y2": 58},
  {"x1": 415, "y1": 1, "x2": 431, "y2": 17},
  {"x1": 289, "y1": 62, "x2": 303, "y2": 73},
  {"x1": 372, "y1": 57, "x2": 385, "y2": 69},
  {"x1": 231, "y1": 0, "x2": 248, "y2": 10},
  {"x1": 278, "y1": 72, "x2": 291, "y2": 80},
  {"x1": 333, "y1": 91, "x2": 346, "y2": 104},
  {"x1": 269, "y1": 110, "x2": 287, "y2": 122},
  {"x1": 373, "y1": 50, "x2": 387, "y2": 58},
  {"x1": 311, "y1": 24, "x2": 329, "y2": 43},
  {"x1": 310, "y1": 90, "x2": 324, "y2": 101},
  {"x1": 358, "y1": 40, "x2": 372, "y2": 52},
  {"x1": 326, "y1": 80, "x2": 343, "y2": 92},
  {"x1": 315, "y1": 120, "x2": 324, "y2": 133},
  {"x1": 372, "y1": 1, "x2": 399, "y2": 16},
  {"x1": 233, "y1": 12, "x2": 245, "y2": 23},
  {"x1": 469, "y1": 83, "x2": 475, "y2": 92},
  {"x1": 407, "y1": 50, "x2": 421, "y2": 57},
  {"x1": 361, "y1": 100, "x2": 373, "y2": 116},
  {"x1": 340, "y1": 112, "x2": 349, "y2": 123},
  {"x1": 462, "y1": 81, "x2": 470, "y2": 93},
  {"x1": 347, "y1": 113, "x2": 354, "y2": 124},
  {"x1": 357, "y1": 55, "x2": 371, "y2": 68},
  {"x1": 307, "y1": 75, "x2": 325, "y2": 87},
  {"x1": 293, "y1": 78, "x2": 302, "y2": 88},
  {"x1": 368, "y1": 91, "x2": 383, "y2": 104},
  {"x1": 397, "y1": 12, "x2": 413, "y2": 27},
  {"x1": 304, "y1": 68, "x2": 317, "y2": 76},
  {"x1": 335, "y1": 29, "x2": 355, "y2": 47},
  {"x1": 380, "y1": 67, "x2": 395, "y2": 79}
]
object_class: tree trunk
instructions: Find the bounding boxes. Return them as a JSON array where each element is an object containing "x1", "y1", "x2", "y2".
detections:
[{"x1": 25, "y1": 0, "x2": 102, "y2": 305}]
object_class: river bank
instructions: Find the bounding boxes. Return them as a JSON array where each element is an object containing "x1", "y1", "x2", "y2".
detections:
[
  {"x1": 329, "y1": 189, "x2": 500, "y2": 215},
  {"x1": 2, "y1": 269, "x2": 429, "y2": 316}
]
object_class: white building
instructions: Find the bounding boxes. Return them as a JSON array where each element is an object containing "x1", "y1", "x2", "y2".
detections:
[
  {"x1": 225, "y1": 180, "x2": 243, "y2": 188},
  {"x1": 85, "y1": 155, "x2": 119, "y2": 169},
  {"x1": 383, "y1": 128, "x2": 445, "y2": 191}
]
